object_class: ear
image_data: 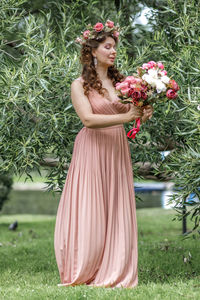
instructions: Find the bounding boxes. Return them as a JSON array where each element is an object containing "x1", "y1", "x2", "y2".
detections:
[{"x1": 91, "y1": 49, "x2": 96, "y2": 58}]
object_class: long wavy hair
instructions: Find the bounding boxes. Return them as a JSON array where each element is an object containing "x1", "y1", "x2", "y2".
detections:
[{"x1": 80, "y1": 31, "x2": 124, "y2": 97}]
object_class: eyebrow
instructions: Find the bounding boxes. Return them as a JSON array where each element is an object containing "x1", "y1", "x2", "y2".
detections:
[{"x1": 105, "y1": 43, "x2": 116, "y2": 47}]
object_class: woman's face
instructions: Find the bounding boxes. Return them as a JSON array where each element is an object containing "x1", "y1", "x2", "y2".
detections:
[{"x1": 92, "y1": 36, "x2": 117, "y2": 67}]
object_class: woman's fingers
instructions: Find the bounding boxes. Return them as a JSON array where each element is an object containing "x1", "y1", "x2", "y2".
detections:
[{"x1": 142, "y1": 106, "x2": 153, "y2": 119}]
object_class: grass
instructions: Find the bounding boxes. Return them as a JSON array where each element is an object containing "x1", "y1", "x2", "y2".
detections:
[{"x1": 0, "y1": 208, "x2": 200, "y2": 299}]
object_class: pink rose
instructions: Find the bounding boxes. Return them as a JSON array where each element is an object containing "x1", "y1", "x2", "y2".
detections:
[
  {"x1": 169, "y1": 79, "x2": 179, "y2": 91},
  {"x1": 166, "y1": 89, "x2": 178, "y2": 99},
  {"x1": 113, "y1": 31, "x2": 119, "y2": 38},
  {"x1": 93, "y1": 22, "x2": 104, "y2": 32},
  {"x1": 116, "y1": 81, "x2": 129, "y2": 90},
  {"x1": 141, "y1": 91, "x2": 148, "y2": 100},
  {"x1": 105, "y1": 20, "x2": 114, "y2": 28},
  {"x1": 142, "y1": 63, "x2": 149, "y2": 70},
  {"x1": 75, "y1": 37, "x2": 82, "y2": 44},
  {"x1": 125, "y1": 76, "x2": 136, "y2": 83},
  {"x1": 121, "y1": 87, "x2": 130, "y2": 95},
  {"x1": 157, "y1": 62, "x2": 164, "y2": 70},
  {"x1": 148, "y1": 61, "x2": 157, "y2": 68},
  {"x1": 116, "y1": 82, "x2": 121, "y2": 89},
  {"x1": 83, "y1": 30, "x2": 90, "y2": 39},
  {"x1": 160, "y1": 70, "x2": 167, "y2": 76},
  {"x1": 131, "y1": 90, "x2": 141, "y2": 99}
]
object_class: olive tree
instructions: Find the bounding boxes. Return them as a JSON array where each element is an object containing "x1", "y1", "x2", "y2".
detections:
[{"x1": 0, "y1": 0, "x2": 199, "y2": 237}]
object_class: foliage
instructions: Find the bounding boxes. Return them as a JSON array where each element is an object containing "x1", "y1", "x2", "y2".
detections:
[
  {"x1": 0, "y1": 173, "x2": 13, "y2": 211},
  {"x1": 145, "y1": 0, "x2": 200, "y2": 238},
  {"x1": 0, "y1": 0, "x2": 199, "y2": 235},
  {"x1": 0, "y1": 0, "x2": 138, "y2": 190}
]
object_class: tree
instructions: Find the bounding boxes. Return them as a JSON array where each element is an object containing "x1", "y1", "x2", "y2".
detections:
[
  {"x1": 0, "y1": 173, "x2": 13, "y2": 211},
  {"x1": 142, "y1": 0, "x2": 200, "y2": 238},
  {"x1": 0, "y1": 0, "x2": 199, "y2": 237}
]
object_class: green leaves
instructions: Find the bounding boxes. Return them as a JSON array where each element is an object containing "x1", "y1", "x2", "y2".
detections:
[{"x1": 0, "y1": 0, "x2": 200, "y2": 235}]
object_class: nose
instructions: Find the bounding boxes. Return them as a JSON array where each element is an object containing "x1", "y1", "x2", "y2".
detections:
[{"x1": 112, "y1": 47, "x2": 117, "y2": 55}]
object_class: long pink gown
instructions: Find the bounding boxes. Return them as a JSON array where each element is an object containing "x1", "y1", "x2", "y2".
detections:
[{"x1": 54, "y1": 77, "x2": 138, "y2": 288}]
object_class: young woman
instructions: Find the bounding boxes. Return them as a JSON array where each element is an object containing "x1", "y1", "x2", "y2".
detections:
[{"x1": 54, "y1": 21, "x2": 153, "y2": 289}]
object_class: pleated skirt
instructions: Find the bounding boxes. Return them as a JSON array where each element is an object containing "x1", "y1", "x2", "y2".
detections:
[{"x1": 54, "y1": 124, "x2": 138, "y2": 288}]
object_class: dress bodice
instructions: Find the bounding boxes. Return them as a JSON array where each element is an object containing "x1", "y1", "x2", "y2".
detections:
[{"x1": 76, "y1": 77, "x2": 131, "y2": 115}]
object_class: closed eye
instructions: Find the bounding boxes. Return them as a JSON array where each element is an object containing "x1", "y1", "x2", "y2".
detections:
[{"x1": 105, "y1": 43, "x2": 116, "y2": 50}]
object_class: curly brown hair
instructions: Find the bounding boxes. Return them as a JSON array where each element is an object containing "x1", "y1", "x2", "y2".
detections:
[{"x1": 80, "y1": 31, "x2": 125, "y2": 97}]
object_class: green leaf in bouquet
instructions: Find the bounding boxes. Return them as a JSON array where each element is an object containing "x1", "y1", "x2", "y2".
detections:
[
  {"x1": 137, "y1": 67, "x2": 145, "y2": 77},
  {"x1": 118, "y1": 98, "x2": 132, "y2": 104}
]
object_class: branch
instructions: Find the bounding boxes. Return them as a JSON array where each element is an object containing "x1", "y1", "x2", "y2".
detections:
[
  {"x1": 134, "y1": 162, "x2": 174, "y2": 181},
  {"x1": 15, "y1": 106, "x2": 40, "y2": 123},
  {"x1": 130, "y1": 139, "x2": 179, "y2": 151},
  {"x1": 4, "y1": 40, "x2": 25, "y2": 55}
]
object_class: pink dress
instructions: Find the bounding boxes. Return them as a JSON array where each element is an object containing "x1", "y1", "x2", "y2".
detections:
[{"x1": 54, "y1": 77, "x2": 138, "y2": 288}]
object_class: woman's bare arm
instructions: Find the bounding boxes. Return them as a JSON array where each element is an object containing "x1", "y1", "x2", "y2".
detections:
[{"x1": 71, "y1": 79, "x2": 134, "y2": 128}]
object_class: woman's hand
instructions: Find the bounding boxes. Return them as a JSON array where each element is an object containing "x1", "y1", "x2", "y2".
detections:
[
  {"x1": 126, "y1": 104, "x2": 143, "y2": 122},
  {"x1": 141, "y1": 105, "x2": 154, "y2": 123}
]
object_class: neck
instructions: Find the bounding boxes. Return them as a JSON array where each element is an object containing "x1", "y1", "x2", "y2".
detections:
[{"x1": 96, "y1": 63, "x2": 109, "y2": 81}]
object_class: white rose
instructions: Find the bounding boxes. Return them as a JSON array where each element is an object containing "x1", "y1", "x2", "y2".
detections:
[
  {"x1": 142, "y1": 74, "x2": 148, "y2": 81},
  {"x1": 148, "y1": 68, "x2": 158, "y2": 79},
  {"x1": 155, "y1": 80, "x2": 167, "y2": 93},
  {"x1": 161, "y1": 75, "x2": 170, "y2": 84},
  {"x1": 150, "y1": 79, "x2": 157, "y2": 87},
  {"x1": 142, "y1": 74, "x2": 156, "y2": 86}
]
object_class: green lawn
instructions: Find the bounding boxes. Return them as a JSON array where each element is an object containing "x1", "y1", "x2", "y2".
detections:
[{"x1": 0, "y1": 208, "x2": 200, "y2": 300}]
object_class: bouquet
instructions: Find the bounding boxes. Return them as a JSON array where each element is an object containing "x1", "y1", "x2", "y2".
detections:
[{"x1": 116, "y1": 60, "x2": 180, "y2": 139}]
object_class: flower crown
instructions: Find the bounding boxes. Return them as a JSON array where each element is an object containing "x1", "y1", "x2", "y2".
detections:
[{"x1": 75, "y1": 20, "x2": 121, "y2": 45}]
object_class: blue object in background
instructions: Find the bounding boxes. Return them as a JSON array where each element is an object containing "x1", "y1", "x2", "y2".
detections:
[
  {"x1": 185, "y1": 192, "x2": 199, "y2": 204},
  {"x1": 160, "y1": 151, "x2": 171, "y2": 161}
]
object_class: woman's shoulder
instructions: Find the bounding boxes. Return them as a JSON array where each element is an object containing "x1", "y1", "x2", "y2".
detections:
[
  {"x1": 72, "y1": 76, "x2": 84, "y2": 84},
  {"x1": 71, "y1": 76, "x2": 84, "y2": 89}
]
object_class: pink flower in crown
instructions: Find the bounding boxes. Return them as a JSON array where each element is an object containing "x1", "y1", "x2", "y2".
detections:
[
  {"x1": 105, "y1": 20, "x2": 114, "y2": 28},
  {"x1": 142, "y1": 63, "x2": 150, "y2": 70},
  {"x1": 113, "y1": 31, "x2": 120, "y2": 38},
  {"x1": 148, "y1": 60, "x2": 157, "y2": 68},
  {"x1": 75, "y1": 37, "x2": 82, "y2": 44},
  {"x1": 160, "y1": 70, "x2": 167, "y2": 76},
  {"x1": 83, "y1": 30, "x2": 90, "y2": 39},
  {"x1": 93, "y1": 22, "x2": 104, "y2": 32},
  {"x1": 157, "y1": 62, "x2": 164, "y2": 70}
]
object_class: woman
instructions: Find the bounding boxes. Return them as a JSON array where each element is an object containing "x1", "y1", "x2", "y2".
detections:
[{"x1": 54, "y1": 20, "x2": 153, "y2": 289}]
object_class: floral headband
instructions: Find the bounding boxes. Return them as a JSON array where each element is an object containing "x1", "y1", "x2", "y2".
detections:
[{"x1": 75, "y1": 20, "x2": 121, "y2": 44}]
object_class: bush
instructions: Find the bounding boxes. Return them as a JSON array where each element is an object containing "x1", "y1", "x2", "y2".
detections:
[{"x1": 0, "y1": 173, "x2": 13, "y2": 211}]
